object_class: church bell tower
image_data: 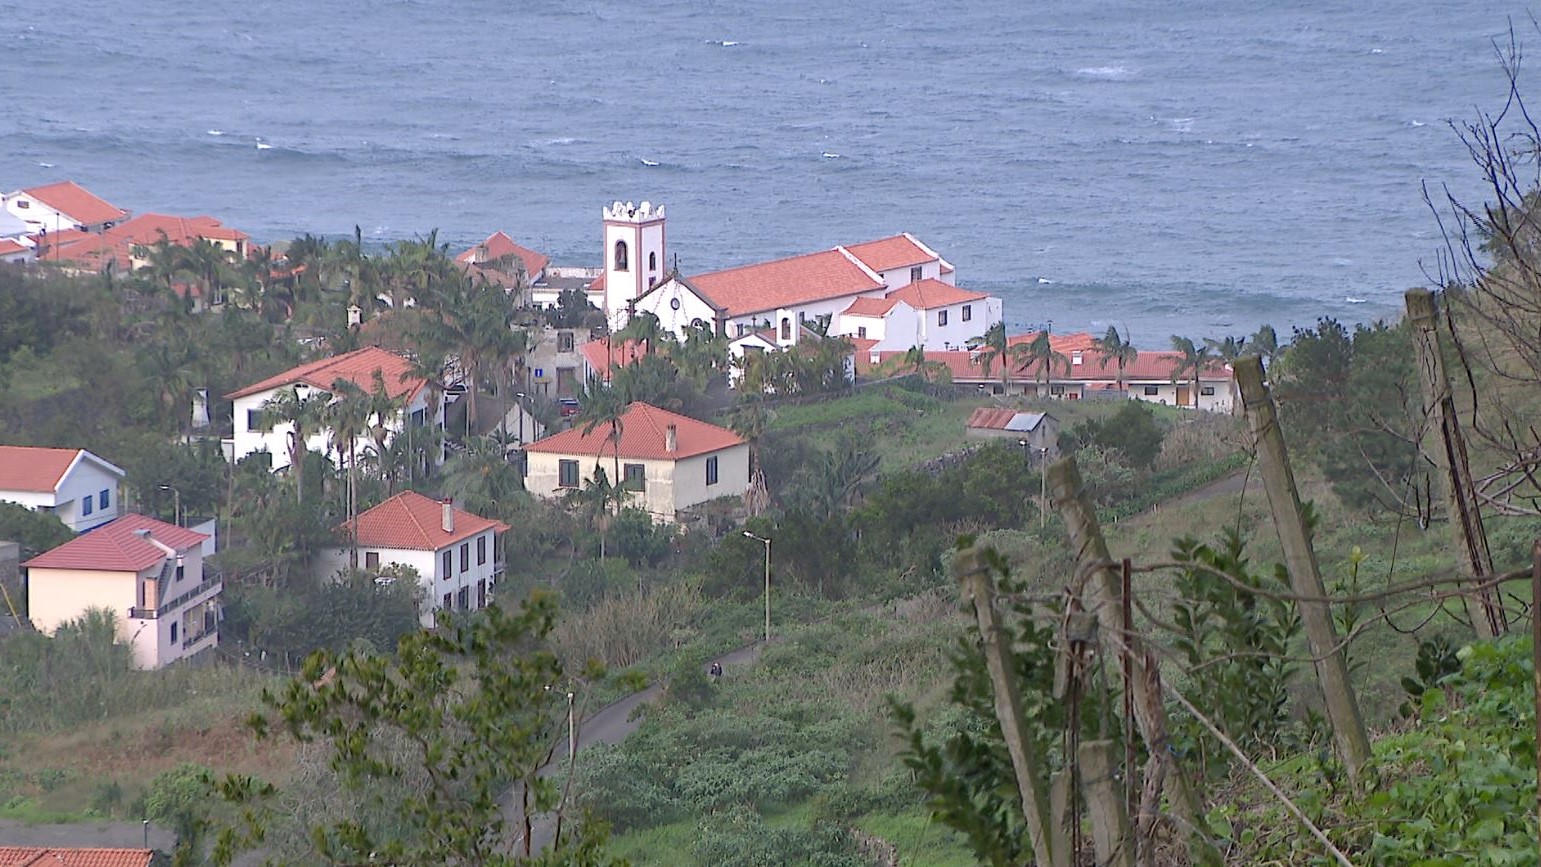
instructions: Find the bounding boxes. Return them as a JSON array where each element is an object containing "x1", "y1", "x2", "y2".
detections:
[{"x1": 602, "y1": 201, "x2": 666, "y2": 332}]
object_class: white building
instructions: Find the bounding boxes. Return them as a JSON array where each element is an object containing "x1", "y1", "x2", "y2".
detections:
[
  {"x1": 0, "y1": 446, "x2": 126, "y2": 532},
  {"x1": 524, "y1": 402, "x2": 750, "y2": 522},
  {"x1": 312, "y1": 491, "x2": 508, "y2": 627},
  {"x1": 592, "y1": 202, "x2": 1001, "y2": 355},
  {"x1": 25, "y1": 514, "x2": 219, "y2": 669},
  {"x1": 2, "y1": 181, "x2": 129, "y2": 235},
  {"x1": 225, "y1": 347, "x2": 443, "y2": 471}
]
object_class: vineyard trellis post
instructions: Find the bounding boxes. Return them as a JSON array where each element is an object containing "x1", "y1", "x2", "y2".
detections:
[
  {"x1": 1048, "y1": 457, "x2": 1223, "y2": 867},
  {"x1": 1235, "y1": 355, "x2": 1372, "y2": 785}
]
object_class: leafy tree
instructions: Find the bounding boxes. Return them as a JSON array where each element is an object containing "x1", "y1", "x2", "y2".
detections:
[
  {"x1": 1063, "y1": 400, "x2": 1166, "y2": 470},
  {"x1": 211, "y1": 595, "x2": 625, "y2": 866},
  {"x1": 574, "y1": 378, "x2": 627, "y2": 484},
  {"x1": 440, "y1": 434, "x2": 527, "y2": 518},
  {"x1": 1204, "y1": 334, "x2": 1248, "y2": 364},
  {"x1": 0, "y1": 501, "x2": 72, "y2": 557}
]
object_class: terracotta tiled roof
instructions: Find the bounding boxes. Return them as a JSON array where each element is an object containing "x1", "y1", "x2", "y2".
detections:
[
  {"x1": 19, "y1": 181, "x2": 129, "y2": 226},
  {"x1": 842, "y1": 234, "x2": 935, "y2": 273},
  {"x1": 884, "y1": 279, "x2": 989, "y2": 310},
  {"x1": 48, "y1": 213, "x2": 247, "y2": 272},
  {"x1": 0, "y1": 847, "x2": 154, "y2": 867},
  {"x1": 576, "y1": 337, "x2": 652, "y2": 382},
  {"x1": 840, "y1": 296, "x2": 898, "y2": 317},
  {"x1": 0, "y1": 239, "x2": 29, "y2": 256},
  {"x1": 342, "y1": 491, "x2": 508, "y2": 551},
  {"x1": 588, "y1": 272, "x2": 606, "y2": 291},
  {"x1": 965, "y1": 408, "x2": 1053, "y2": 432},
  {"x1": 456, "y1": 231, "x2": 550, "y2": 278},
  {"x1": 526, "y1": 402, "x2": 743, "y2": 461},
  {"x1": 0, "y1": 446, "x2": 106, "y2": 493},
  {"x1": 690, "y1": 249, "x2": 883, "y2": 319},
  {"x1": 24, "y1": 514, "x2": 208, "y2": 572},
  {"x1": 858, "y1": 333, "x2": 1233, "y2": 384},
  {"x1": 225, "y1": 347, "x2": 428, "y2": 402}
]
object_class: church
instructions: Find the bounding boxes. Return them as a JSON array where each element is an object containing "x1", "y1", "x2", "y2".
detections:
[{"x1": 591, "y1": 201, "x2": 1003, "y2": 354}]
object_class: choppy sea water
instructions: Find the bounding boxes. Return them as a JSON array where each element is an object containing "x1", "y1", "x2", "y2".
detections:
[{"x1": 1, "y1": 0, "x2": 1529, "y2": 345}]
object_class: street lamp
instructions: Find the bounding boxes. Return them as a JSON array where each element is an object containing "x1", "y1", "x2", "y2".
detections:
[
  {"x1": 567, "y1": 691, "x2": 576, "y2": 762},
  {"x1": 743, "y1": 530, "x2": 771, "y2": 642},
  {"x1": 515, "y1": 392, "x2": 526, "y2": 445},
  {"x1": 1037, "y1": 447, "x2": 1050, "y2": 528},
  {"x1": 157, "y1": 484, "x2": 182, "y2": 527}
]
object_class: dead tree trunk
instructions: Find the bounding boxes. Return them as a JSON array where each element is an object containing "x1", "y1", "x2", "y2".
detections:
[
  {"x1": 1235, "y1": 355, "x2": 1373, "y2": 786},
  {"x1": 1048, "y1": 458, "x2": 1222, "y2": 867},
  {"x1": 1405, "y1": 288, "x2": 1507, "y2": 638}
]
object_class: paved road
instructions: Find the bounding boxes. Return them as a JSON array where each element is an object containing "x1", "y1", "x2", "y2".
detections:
[
  {"x1": 509, "y1": 641, "x2": 766, "y2": 854},
  {"x1": 0, "y1": 819, "x2": 174, "y2": 850}
]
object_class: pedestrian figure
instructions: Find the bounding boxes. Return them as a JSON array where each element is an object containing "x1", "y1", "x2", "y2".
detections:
[{"x1": 708, "y1": 661, "x2": 723, "y2": 680}]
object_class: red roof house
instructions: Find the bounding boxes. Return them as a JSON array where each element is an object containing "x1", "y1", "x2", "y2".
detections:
[
  {"x1": 0, "y1": 848, "x2": 154, "y2": 867},
  {"x1": 525, "y1": 403, "x2": 749, "y2": 520},
  {"x1": 3, "y1": 181, "x2": 130, "y2": 234}
]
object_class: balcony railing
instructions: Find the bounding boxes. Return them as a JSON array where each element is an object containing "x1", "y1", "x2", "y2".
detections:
[
  {"x1": 492, "y1": 559, "x2": 506, "y2": 575},
  {"x1": 181, "y1": 626, "x2": 218, "y2": 650},
  {"x1": 129, "y1": 576, "x2": 221, "y2": 620}
]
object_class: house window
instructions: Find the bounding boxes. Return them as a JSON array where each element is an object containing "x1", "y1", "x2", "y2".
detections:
[
  {"x1": 624, "y1": 463, "x2": 645, "y2": 491},
  {"x1": 247, "y1": 409, "x2": 262, "y2": 431},
  {"x1": 365, "y1": 551, "x2": 380, "y2": 570},
  {"x1": 962, "y1": 305, "x2": 972, "y2": 322},
  {"x1": 706, "y1": 456, "x2": 719, "y2": 486},
  {"x1": 1051, "y1": 385, "x2": 1065, "y2": 396},
  {"x1": 649, "y1": 251, "x2": 657, "y2": 271},
  {"x1": 909, "y1": 266, "x2": 923, "y2": 283},
  {"x1": 99, "y1": 489, "x2": 110, "y2": 509},
  {"x1": 938, "y1": 310, "x2": 948, "y2": 327},
  {"x1": 443, "y1": 592, "x2": 453, "y2": 611},
  {"x1": 1072, "y1": 351, "x2": 1083, "y2": 365},
  {"x1": 614, "y1": 240, "x2": 629, "y2": 271},
  {"x1": 170, "y1": 622, "x2": 178, "y2": 643},
  {"x1": 857, "y1": 326, "x2": 867, "y2": 339},
  {"x1": 559, "y1": 459, "x2": 579, "y2": 488},
  {"x1": 459, "y1": 542, "x2": 469, "y2": 572},
  {"x1": 780, "y1": 318, "x2": 791, "y2": 341},
  {"x1": 14, "y1": 200, "x2": 27, "y2": 209},
  {"x1": 477, "y1": 579, "x2": 487, "y2": 608},
  {"x1": 558, "y1": 331, "x2": 575, "y2": 352},
  {"x1": 477, "y1": 535, "x2": 487, "y2": 565},
  {"x1": 1144, "y1": 385, "x2": 1160, "y2": 396},
  {"x1": 442, "y1": 550, "x2": 453, "y2": 578},
  {"x1": 457, "y1": 586, "x2": 469, "y2": 610},
  {"x1": 82, "y1": 497, "x2": 93, "y2": 517},
  {"x1": 1200, "y1": 386, "x2": 1216, "y2": 396}
]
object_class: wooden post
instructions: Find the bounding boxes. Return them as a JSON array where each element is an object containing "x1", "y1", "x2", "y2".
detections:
[
  {"x1": 1048, "y1": 458, "x2": 1222, "y2": 867},
  {"x1": 1405, "y1": 288, "x2": 1506, "y2": 638},
  {"x1": 1234, "y1": 356, "x2": 1372, "y2": 785},
  {"x1": 953, "y1": 544, "x2": 1065, "y2": 867},
  {"x1": 1080, "y1": 739, "x2": 1136, "y2": 867}
]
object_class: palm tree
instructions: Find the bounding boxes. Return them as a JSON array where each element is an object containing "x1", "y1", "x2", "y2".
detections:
[
  {"x1": 574, "y1": 377, "x2": 627, "y2": 485},
  {"x1": 728, "y1": 403, "x2": 771, "y2": 516},
  {"x1": 1170, "y1": 336, "x2": 1214, "y2": 409},
  {"x1": 564, "y1": 465, "x2": 630, "y2": 559},
  {"x1": 1014, "y1": 330, "x2": 1070, "y2": 398},
  {"x1": 133, "y1": 235, "x2": 186, "y2": 293},
  {"x1": 1093, "y1": 325, "x2": 1139, "y2": 396},
  {"x1": 440, "y1": 435, "x2": 525, "y2": 518},
  {"x1": 181, "y1": 237, "x2": 235, "y2": 307},
  {"x1": 1204, "y1": 334, "x2": 1248, "y2": 364},
  {"x1": 387, "y1": 229, "x2": 455, "y2": 310},
  {"x1": 138, "y1": 341, "x2": 200, "y2": 435},
  {"x1": 427, "y1": 274, "x2": 522, "y2": 437},
  {"x1": 322, "y1": 379, "x2": 374, "y2": 567},
  {"x1": 1247, "y1": 324, "x2": 1280, "y2": 369},
  {"x1": 614, "y1": 310, "x2": 668, "y2": 357},
  {"x1": 259, "y1": 385, "x2": 329, "y2": 504},
  {"x1": 968, "y1": 321, "x2": 1011, "y2": 392},
  {"x1": 677, "y1": 322, "x2": 729, "y2": 387}
]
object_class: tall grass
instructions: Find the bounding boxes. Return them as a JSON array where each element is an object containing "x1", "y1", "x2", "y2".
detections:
[{"x1": 551, "y1": 582, "x2": 705, "y2": 669}]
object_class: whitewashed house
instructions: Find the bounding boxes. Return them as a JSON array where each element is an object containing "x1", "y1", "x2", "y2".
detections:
[
  {"x1": 2, "y1": 180, "x2": 129, "y2": 235},
  {"x1": 524, "y1": 402, "x2": 749, "y2": 522},
  {"x1": 0, "y1": 446, "x2": 126, "y2": 532},
  {"x1": 25, "y1": 514, "x2": 219, "y2": 669},
  {"x1": 313, "y1": 491, "x2": 508, "y2": 627},
  {"x1": 226, "y1": 347, "x2": 442, "y2": 471}
]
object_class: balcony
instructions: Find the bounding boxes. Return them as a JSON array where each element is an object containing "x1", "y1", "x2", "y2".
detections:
[
  {"x1": 492, "y1": 559, "x2": 506, "y2": 575},
  {"x1": 181, "y1": 625, "x2": 218, "y2": 650},
  {"x1": 129, "y1": 576, "x2": 221, "y2": 620}
]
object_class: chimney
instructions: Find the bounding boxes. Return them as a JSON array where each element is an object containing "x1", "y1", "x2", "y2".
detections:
[
  {"x1": 441, "y1": 499, "x2": 454, "y2": 533},
  {"x1": 666, "y1": 424, "x2": 678, "y2": 453}
]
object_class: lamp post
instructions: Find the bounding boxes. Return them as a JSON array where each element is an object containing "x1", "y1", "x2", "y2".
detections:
[
  {"x1": 1038, "y1": 447, "x2": 1050, "y2": 529},
  {"x1": 567, "y1": 690, "x2": 576, "y2": 762},
  {"x1": 157, "y1": 484, "x2": 182, "y2": 527},
  {"x1": 743, "y1": 530, "x2": 771, "y2": 642},
  {"x1": 515, "y1": 391, "x2": 526, "y2": 445}
]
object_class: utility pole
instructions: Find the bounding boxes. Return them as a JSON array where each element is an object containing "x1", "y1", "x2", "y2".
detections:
[
  {"x1": 1049, "y1": 458, "x2": 1222, "y2": 867},
  {"x1": 1234, "y1": 356, "x2": 1372, "y2": 784},
  {"x1": 1405, "y1": 288, "x2": 1506, "y2": 638}
]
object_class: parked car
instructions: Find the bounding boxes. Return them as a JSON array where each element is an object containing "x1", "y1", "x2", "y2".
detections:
[{"x1": 559, "y1": 398, "x2": 581, "y2": 418}]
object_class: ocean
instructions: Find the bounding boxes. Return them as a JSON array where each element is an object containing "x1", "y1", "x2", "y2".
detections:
[{"x1": 1, "y1": 0, "x2": 1528, "y2": 345}]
